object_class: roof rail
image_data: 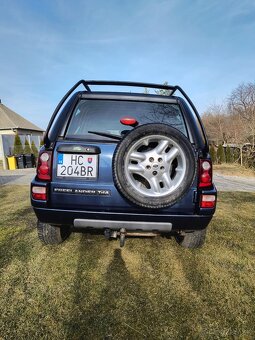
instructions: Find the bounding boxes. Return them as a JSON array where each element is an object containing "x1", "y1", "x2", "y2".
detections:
[
  {"x1": 44, "y1": 80, "x2": 90, "y2": 145},
  {"x1": 44, "y1": 79, "x2": 208, "y2": 149},
  {"x1": 84, "y1": 80, "x2": 176, "y2": 93}
]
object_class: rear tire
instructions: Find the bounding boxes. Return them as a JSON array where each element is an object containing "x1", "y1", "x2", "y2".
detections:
[
  {"x1": 175, "y1": 228, "x2": 207, "y2": 249},
  {"x1": 37, "y1": 221, "x2": 71, "y2": 245}
]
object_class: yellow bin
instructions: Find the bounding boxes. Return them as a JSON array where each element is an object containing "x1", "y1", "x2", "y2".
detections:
[{"x1": 7, "y1": 156, "x2": 17, "y2": 170}]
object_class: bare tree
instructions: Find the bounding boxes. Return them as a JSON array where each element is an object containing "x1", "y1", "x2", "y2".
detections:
[
  {"x1": 202, "y1": 104, "x2": 228, "y2": 144},
  {"x1": 228, "y1": 82, "x2": 255, "y2": 148}
]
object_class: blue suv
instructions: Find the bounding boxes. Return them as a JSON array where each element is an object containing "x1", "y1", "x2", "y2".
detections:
[{"x1": 31, "y1": 80, "x2": 217, "y2": 248}]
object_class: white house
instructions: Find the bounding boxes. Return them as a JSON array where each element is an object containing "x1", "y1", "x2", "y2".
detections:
[{"x1": 0, "y1": 99, "x2": 44, "y2": 169}]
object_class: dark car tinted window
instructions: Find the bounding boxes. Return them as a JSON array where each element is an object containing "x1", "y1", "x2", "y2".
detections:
[{"x1": 66, "y1": 99, "x2": 187, "y2": 138}]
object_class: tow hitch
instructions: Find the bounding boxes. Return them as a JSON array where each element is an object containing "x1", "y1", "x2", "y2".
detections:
[
  {"x1": 104, "y1": 228, "x2": 159, "y2": 247},
  {"x1": 104, "y1": 228, "x2": 126, "y2": 247}
]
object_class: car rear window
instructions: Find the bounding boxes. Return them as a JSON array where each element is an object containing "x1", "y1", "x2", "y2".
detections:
[{"x1": 66, "y1": 99, "x2": 187, "y2": 138}]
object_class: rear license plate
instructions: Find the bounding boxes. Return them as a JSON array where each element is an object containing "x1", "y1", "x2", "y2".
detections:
[{"x1": 57, "y1": 154, "x2": 98, "y2": 178}]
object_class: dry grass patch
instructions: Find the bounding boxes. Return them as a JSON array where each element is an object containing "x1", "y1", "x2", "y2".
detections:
[
  {"x1": 0, "y1": 186, "x2": 254, "y2": 339},
  {"x1": 214, "y1": 163, "x2": 255, "y2": 177}
]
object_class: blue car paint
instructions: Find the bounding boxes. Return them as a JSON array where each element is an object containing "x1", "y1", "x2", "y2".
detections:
[
  {"x1": 49, "y1": 141, "x2": 197, "y2": 214},
  {"x1": 31, "y1": 83, "x2": 217, "y2": 237}
]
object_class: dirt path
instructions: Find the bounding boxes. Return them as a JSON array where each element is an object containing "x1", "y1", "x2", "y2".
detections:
[
  {"x1": 0, "y1": 168, "x2": 36, "y2": 185},
  {"x1": 213, "y1": 172, "x2": 255, "y2": 192}
]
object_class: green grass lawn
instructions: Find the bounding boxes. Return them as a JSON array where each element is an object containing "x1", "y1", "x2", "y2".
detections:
[{"x1": 0, "y1": 186, "x2": 254, "y2": 339}]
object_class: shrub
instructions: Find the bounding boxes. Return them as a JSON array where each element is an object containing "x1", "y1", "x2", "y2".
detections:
[
  {"x1": 217, "y1": 144, "x2": 226, "y2": 164},
  {"x1": 31, "y1": 141, "x2": 39, "y2": 157},
  {"x1": 225, "y1": 145, "x2": 233, "y2": 163},
  {"x1": 24, "y1": 138, "x2": 32, "y2": 154},
  {"x1": 209, "y1": 145, "x2": 216, "y2": 163},
  {"x1": 13, "y1": 134, "x2": 24, "y2": 155}
]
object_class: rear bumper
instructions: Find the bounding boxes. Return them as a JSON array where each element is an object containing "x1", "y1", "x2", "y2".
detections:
[
  {"x1": 33, "y1": 207, "x2": 213, "y2": 231},
  {"x1": 74, "y1": 219, "x2": 172, "y2": 231}
]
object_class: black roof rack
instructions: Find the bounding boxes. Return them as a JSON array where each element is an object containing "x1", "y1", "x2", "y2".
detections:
[
  {"x1": 84, "y1": 80, "x2": 176, "y2": 93},
  {"x1": 44, "y1": 79, "x2": 208, "y2": 148}
]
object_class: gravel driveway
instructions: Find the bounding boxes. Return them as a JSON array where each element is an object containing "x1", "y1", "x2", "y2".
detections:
[{"x1": 0, "y1": 168, "x2": 255, "y2": 192}]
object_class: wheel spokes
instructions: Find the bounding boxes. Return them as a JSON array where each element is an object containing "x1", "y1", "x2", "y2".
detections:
[
  {"x1": 125, "y1": 134, "x2": 186, "y2": 198},
  {"x1": 130, "y1": 151, "x2": 146, "y2": 161},
  {"x1": 162, "y1": 172, "x2": 172, "y2": 189},
  {"x1": 127, "y1": 164, "x2": 144, "y2": 173},
  {"x1": 166, "y1": 146, "x2": 179, "y2": 163},
  {"x1": 155, "y1": 140, "x2": 169, "y2": 154},
  {"x1": 143, "y1": 138, "x2": 149, "y2": 146},
  {"x1": 175, "y1": 167, "x2": 184, "y2": 173},
  {"x1": 149, "y1": 177, "x2": 161, "y2": 193}
]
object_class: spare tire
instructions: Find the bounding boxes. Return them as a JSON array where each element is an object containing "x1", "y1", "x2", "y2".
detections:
[{"x1": 113, "y1": 123, "x2": 197, "y2": 209}]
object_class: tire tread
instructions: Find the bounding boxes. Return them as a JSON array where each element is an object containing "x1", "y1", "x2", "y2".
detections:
[
  {"x1": 37, "y1": 221, "x2": 70, "y2": 245},
  {"x1": 176, "y1": 228, "x2": 207, "y2": 249}
]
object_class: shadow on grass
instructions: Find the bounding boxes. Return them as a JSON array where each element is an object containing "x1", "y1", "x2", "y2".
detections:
[
  {"x1": 65, "y1": 235, "x2": 154, "y2": 339},
  {"x1": 176, "y1": 243, "x2": 254, "y2": 337},
  {"x1": 64, "y1": 234, "x2": 209, "y2": 339}
]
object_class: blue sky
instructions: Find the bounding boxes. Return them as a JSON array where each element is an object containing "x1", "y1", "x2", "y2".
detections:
[{"x1": 0, "y1": 0, "x2": 255, "y2": 129}]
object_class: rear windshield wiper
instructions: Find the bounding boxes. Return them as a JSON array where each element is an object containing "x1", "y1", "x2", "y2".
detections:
[{"x1": 88, "y1": 131, "x2": 122, "y2": 140}]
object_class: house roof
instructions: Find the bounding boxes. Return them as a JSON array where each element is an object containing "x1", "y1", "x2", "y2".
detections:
[{"x1": 0, "y1": 102, "x2": 44, "y2": 132}]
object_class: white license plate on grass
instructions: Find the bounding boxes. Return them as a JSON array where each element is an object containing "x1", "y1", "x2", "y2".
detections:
[{"x1": 57, "y1": 154, "x2": 98, "y2": 178}]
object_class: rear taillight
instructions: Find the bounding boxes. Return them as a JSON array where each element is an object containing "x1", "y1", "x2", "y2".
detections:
[
  {"x1": 200, "y1": 194, "x2": 216, "y2": 208},
  {"x1": 32, "y1": 186, "x2": 47, "y2": 200},
  {"x1": 199, "y1": 159, "x2": 212, "y2": 188},
  {"x1": 37, "y1": 151, "x2": 52, "y2": 181}
]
